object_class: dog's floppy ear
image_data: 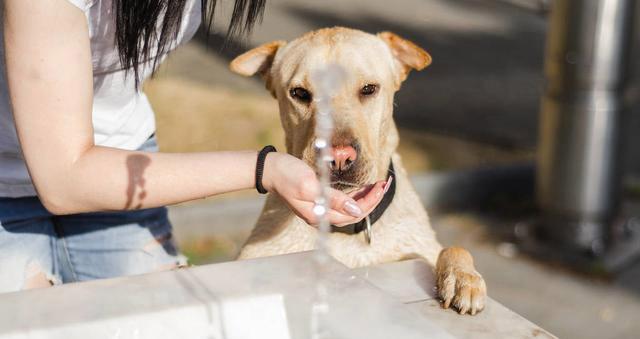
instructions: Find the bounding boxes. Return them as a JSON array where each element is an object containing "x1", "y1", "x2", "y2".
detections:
[
  {"x1": 230, "y1": 40, "x2": 286, "y2": 77},
  {"x1": 378, "y1": 32, "x2": 431, "y2": 84}
]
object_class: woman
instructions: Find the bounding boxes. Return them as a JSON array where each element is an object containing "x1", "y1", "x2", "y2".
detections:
[{"x1": 0, "y1": 0, "x2": 386, "y2": 293}]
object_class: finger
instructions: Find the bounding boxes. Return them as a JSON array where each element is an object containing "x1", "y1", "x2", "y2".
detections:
[
  {"x1": 328, "y1": 188, "x2": 363, "y2": 218},
  {"x1": 294, "y1": 180, "x2": 388, "y2": 225},
  {"x1": 326, "y1": 210, "x2": 362, "y2": 227},
  {"x1": 354, "y1": 181, "x2": 386, "y2": 215},
  {"x1": 290, "y1": 201, "x2": 319, "y2": 225},
  {"x1": 327, "y1": 194, "x2": 387, "y2": 226},
  {"x1": 291, "y1": 199, "x2": 356, "y2": 227},
  {"x1": 347, "y1": 183, "x2": 376, "y2": 200}
]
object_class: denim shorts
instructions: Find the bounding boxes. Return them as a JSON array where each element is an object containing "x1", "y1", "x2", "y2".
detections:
[{"x1": 0, "y1": 137, "x2": 187, "y2": 293}]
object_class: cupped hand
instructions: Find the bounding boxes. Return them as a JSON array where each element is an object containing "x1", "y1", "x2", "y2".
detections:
[{"x1": 262, "y1": 152, "x2": 388, "y2": 226}]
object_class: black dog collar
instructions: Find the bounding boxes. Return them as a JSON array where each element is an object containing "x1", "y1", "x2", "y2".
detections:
[{"x1": 330, "y1": 160, "x2": 396, "y2": 243}]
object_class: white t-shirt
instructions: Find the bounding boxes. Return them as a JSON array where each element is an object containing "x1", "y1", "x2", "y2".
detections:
[{"x1": 0, "y1": 0, "x2": 201, "y2": 197}]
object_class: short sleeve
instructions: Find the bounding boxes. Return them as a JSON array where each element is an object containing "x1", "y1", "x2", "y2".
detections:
[{"x1": 64, "y1": 0, "x2": 90, "y2": 11}]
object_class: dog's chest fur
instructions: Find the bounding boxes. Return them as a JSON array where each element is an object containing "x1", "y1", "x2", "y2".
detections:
[{"x1": 238, "y1": 153, "x2": 442, "y2": 268}]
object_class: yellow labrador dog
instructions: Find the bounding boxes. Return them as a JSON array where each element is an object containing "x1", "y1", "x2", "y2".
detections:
[{"x1": 230, "y1": 27, "x2": 486, "y2": 315}]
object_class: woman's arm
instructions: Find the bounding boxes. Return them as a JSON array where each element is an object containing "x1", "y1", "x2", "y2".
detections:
[
  {"x1": 4, "y1": 0, "x2": 261, "y2": 214},
  {"x1": 3, "y1": 0, "x2": 385, "y2": 223}
]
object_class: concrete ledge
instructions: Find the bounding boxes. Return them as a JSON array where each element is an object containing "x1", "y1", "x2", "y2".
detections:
[{"x1": 0, "y1": 253, "x2": 555, "y2": 339}]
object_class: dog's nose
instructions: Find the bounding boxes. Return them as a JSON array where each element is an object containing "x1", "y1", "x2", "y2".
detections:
[{"x1": 330, "y1": 145, "x2": 357, "y2": 172}]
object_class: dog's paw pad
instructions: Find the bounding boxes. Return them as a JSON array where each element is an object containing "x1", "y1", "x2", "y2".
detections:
[{"x1": 437, "y1": 269, "x2": 486, "y2": 315}]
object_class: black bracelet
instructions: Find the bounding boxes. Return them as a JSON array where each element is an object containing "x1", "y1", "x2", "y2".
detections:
[{"x1": 255, "y1": 145, "x2": 277, "y2": 194}]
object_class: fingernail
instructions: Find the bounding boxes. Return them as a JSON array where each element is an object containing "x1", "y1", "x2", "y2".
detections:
[
  {"x1": 344, "y1": 200, "x2": 363, "y2": 217},
  {"x1": 383, "y1": 177, "x2": 393, "y2": 194}
]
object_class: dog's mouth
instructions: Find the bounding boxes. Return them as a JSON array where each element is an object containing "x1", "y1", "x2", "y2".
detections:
[
  {"x1": 312, "y1": 136, "x2": 369, "y2": 192},
  {"x1": 330, "y1": 179, "x2": 361, "y2": 192},
  {"x1": 310, "y1": 159, "x2": 365, "y2": 192},
  {"x1": 332, "y1": 179, "x2": 382, "y2": 203},
  {"x1": 329, "y1": 165, "x2": 369, "y2": 193}
]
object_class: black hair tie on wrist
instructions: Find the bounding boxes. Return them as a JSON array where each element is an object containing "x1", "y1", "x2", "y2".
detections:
[{"x1": 255, "y1": 145, "x2": 277, "y2": 194}]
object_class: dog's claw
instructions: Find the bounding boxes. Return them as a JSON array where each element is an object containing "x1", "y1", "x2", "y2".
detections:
[
  {"x1": 471, "y1": 288, "x2": 484, "y2": 316},
  {"x1": 436, "y1": 268, "x2": 487, "y2": 316},
  {"x1": 443, "y1": 297, "x2": 452, "y2": 309},
  {"x1": 439, "y1": 272, "x2": 456, "y2": 310},
  {"x1": 453, "y1": 286, "x2": 471, "y2": 315}
]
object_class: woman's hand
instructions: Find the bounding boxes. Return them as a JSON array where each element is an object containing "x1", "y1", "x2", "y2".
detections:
[{"x1": 262, "y1": 152, "x2": 387, "y2": 227}]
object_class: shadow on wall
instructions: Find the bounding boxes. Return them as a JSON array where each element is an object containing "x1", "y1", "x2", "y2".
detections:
[{"x1": 194, "y1": 0, "x2": 548, "y2": 149}]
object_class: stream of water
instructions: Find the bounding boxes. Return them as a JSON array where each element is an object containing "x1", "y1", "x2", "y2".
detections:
[{"x1": 309, "y1": 64, "x2": 347, "y2": 339}]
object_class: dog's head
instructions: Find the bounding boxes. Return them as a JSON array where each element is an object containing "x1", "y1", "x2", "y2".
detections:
[{"x1": 230, "y1": 27, "x2": 430, "y2": 192}]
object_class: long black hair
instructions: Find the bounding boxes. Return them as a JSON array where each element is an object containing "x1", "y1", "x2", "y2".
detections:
[{"x1": 113, "y1": 0, "x2": 266, "y2": 86}]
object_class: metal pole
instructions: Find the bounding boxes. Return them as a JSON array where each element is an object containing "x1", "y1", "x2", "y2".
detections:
[{"x1": 537, "y1": 0, "x2": 635, "y2": 254}]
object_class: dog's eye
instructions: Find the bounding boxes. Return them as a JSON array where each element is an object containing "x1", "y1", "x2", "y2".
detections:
[
  {"x1": 290, "y1": 87, "x2": 312, "y2": 103},
  {"x1": 360, "y1": 84, "x2": 378, "y2": 97}
]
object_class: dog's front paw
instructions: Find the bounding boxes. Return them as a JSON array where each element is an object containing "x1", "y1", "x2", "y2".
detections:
[{"x1": 437, "y1": 267, "x2": 486, "y2": 315}]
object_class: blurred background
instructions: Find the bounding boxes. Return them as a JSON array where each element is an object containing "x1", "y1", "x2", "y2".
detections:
[{"x1": 144, "y1": 0, "x2": 640, "y2": 338}]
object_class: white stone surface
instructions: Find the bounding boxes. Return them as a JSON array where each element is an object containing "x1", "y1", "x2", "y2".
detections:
[
  {"x1": 351, "y1": 258, "x2": 437, "y2": 303},
  {"x1": 0, "y1": 253, "x2": 455, "y2": 339},
  {"x1": 220, "y1": 294, "x2": 291, "y2": 339},
  {"x1": 353, "y1": 260, "x2": 557, "y2": 338},
  {"x1": 0, "y1": 252, "x2": 555, "y2": 338}
]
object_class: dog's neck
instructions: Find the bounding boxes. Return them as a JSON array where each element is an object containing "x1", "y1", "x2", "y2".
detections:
[
  {"x1": 327, "y1": 121, "x2": 400, "y2": 240},
  {"x1": 330, "y1": 159, "x2": 396, "y2": 239}
]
